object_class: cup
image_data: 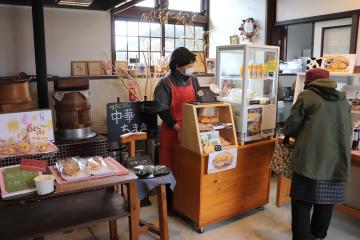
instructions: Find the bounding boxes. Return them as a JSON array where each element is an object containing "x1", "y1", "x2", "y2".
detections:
[{"x1": 34, "y1": 175, "x2": 55, "y2": 195}]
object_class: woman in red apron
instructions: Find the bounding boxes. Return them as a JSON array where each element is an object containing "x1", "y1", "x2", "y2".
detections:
[{"x1": 154, "y1": 47, "x2": 200, "y2": 169}]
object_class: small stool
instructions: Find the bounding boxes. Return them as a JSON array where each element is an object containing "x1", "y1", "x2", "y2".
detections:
[{"x1": 120, "y1": 132, "x2": 169, "y2": 240}]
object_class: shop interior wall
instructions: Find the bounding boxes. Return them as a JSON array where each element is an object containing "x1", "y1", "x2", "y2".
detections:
[
  {"x1": 276, "y1": 0, "x2": 360, "y2": 22},
  {"x1": 208, "y1": 0, "x2": 266, "y2": 58},
  {"x1": 0, "y1": 4, "x2": 111, "y2": 77}
]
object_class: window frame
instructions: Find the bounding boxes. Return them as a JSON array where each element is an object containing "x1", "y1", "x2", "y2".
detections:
[{"x1": 111, "y1": 0, "x2": 209, "y2": 65}]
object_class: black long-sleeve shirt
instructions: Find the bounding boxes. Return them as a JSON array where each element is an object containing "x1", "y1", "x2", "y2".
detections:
[{"x1": 154, "y1": 70, "x2": 200, "y2": 128}]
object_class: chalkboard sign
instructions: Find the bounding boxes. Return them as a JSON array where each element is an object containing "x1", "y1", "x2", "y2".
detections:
[{"x1": 107, "y1": 101, "x2": 158, "y2": 146}]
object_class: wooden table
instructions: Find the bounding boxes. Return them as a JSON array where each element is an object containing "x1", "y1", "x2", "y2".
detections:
[{"x1": 0, "y1": 173, "x2": 139, "y2": 240}]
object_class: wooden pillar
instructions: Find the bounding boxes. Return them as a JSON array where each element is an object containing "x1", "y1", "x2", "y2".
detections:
[
  {"x1": 350, "y1": 14, "x2": 359, "y2": 54},
  {"x1": 266, "y1": 0, "x2": 277, "y2": 45},
  {"x1": 32, "y1": 0, "x2": 49, "y2": 109}
]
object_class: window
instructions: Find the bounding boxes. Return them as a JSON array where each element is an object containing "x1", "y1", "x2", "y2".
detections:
[
  {"x1": 322, "y1": 25, "x2": 351, "y2": 55},
  {"x1": 115, "y1": 21, "x2": 162, "y2": 65},
  {"x1": 164, "y1": 24, "x2": 204, "y2": 57},
  {"x1": 168, "y1": 0, "x2": 202, "y2": 12},
  {"x1": 135, "y1": 0, "x2": 155, "y2": 8},
  {"x1": 112, "y1": 0, "x2": 208, "y2": 67},
  {"x1": 114, "y1": 20, "x2": 205, "y2": 66}
]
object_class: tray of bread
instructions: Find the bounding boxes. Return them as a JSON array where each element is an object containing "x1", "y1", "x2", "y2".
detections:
[
  {"x1": 198, "y1": 116, "x2": 232, "y2": 131},
  {"x1": 51, "y1": 156, "x2": 129, "y2": 183},
  {"x1": 0, "y1": 141, "x2": 58, "y2": 158}
]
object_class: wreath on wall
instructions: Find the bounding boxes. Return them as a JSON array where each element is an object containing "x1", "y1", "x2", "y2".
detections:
[{"x1": 238, "y1": 18, "x2": 258, "y2": 42}]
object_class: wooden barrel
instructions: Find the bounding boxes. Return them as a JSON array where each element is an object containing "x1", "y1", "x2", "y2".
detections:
[
  {"x1": 54, "y1": 92, "x2": 91, "y2": 129},
  {"x1": 0, "y1": 78, "x2": 35, "y2": 113}
]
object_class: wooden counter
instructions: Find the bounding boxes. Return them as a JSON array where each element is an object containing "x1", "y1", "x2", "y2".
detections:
[{"x1": 171, "y1": 140, "x2": 275, "y2": 231}]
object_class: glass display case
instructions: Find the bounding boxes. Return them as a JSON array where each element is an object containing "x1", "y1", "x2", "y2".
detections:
[
  {"x1": 181, "y1": 103, "x2": 238, "y2": 154},
  {"x1": 216, "y1": 44, "x2": 280, "y2": 144}
]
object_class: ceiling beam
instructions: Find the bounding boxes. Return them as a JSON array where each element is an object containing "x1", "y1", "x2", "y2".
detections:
[
  {"x1": 0, "y1": 0, "x2": 127, "y2": 11},
  {"x1": 111, "y1": 0, "x2": 144, "y2": 15}
]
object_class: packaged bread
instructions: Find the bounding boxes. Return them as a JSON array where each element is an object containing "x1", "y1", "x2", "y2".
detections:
[
  {"x1": 63, "y1": 159, "x2": 81, "y2": 176},
  {"x1": 16, "y1": 142, "x2": 32, "y2": 153},
  {"x1": 198, "y1": 116, "x2": 219, "y2": 124},
  {"x1": 0, "y1": 145, "x2": 16, "y2": 155},
  {"x1": 86, "y1": 156, "x2": 106, "y2": 170},
  {"x1": 57, "y1": 158, "x2": 84, "y2": 177},
  {"x1": 56, "y1": 157, "x2": 90, "y2": 181},
  {"x1": 36, "y1": 142, "x2": 50, "y2": 152}
]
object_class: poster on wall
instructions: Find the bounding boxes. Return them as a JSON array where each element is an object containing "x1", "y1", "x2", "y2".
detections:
[
  {"x1": 321, "y1": 54, "x2": 356, "y2": 74},
  {"x1": 0, "y1": 110, "x2": 54, "y2": 143},
  {"x1": 207, "y1": 148, "x2": 237, "y2": 174}
]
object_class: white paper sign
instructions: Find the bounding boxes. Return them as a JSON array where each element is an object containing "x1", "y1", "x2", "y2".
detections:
[
  {"x1": 28, "y1": 125, "x2": 49, "y2": 143},
  {"x1": 208, "y1": 148, "x2": 237, "y2": 174},
  {"x1": 0, "y1": 110, "x2": 54, "y2": 143}
]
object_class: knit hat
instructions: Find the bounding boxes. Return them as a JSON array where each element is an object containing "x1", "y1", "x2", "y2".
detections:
[
  {"x1": 305, "y1": 68, "x2": 330, "y2": 86},
  {"x1": 169, "y1": 47, "x2": 196, "y2": 71}
]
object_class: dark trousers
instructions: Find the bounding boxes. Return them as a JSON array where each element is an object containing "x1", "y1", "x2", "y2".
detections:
[{"x1": 291, "y1": 199, "x2": 333, "y2": 240}]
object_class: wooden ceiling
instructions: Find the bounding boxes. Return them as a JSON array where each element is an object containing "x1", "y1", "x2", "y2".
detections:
[{"x1": 0, "y1": 0, "x2": 130, "y2": 11}]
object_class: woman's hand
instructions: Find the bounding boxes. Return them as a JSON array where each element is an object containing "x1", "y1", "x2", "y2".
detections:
[{"x1": 173, "y1": 123, "x2": 182, "y2": 143}]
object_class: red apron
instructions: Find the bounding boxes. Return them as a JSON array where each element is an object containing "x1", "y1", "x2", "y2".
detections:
[{"x1": 159, "y1": 76, "x2": 196, "y2": 169}]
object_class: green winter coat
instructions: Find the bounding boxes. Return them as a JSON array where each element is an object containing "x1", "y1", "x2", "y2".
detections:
[{"x1": 285, "y1": 79, "x2": 352, "y2": 182}]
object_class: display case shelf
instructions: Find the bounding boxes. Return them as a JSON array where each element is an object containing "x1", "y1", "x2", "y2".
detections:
[
  {"x1": 216, "y1": 44, "x2": 280, "y2": 144},
  {"x1": 181, "y1": 103, "x2": 238, "y2": 154}
]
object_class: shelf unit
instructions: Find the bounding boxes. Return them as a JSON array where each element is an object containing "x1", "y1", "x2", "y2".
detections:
[{"x1": 181, "y1": 103, "x2": 238, "y2": 154}]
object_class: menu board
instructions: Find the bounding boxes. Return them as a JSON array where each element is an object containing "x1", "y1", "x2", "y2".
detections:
[
  {"x1": 0, "y1": 165, "x2": 41, "y2": 198},
  {"x1": 107, "y1": 101, "x2": 158, "y2": 146}
]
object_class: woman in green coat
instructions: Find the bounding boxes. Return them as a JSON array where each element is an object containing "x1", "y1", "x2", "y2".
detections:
[{"x1": 285, "y1": 68, "x2": 352, "y2": 240}]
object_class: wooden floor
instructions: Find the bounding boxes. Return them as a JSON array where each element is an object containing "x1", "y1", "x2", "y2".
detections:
[{"x1": 43, "y1": 177, "x2": 360, "y2": 240}]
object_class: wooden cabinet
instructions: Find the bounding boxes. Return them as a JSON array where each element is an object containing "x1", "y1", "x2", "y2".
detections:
[{"x1": 171, "y1": 140, "x2": 274, "y2": 230}]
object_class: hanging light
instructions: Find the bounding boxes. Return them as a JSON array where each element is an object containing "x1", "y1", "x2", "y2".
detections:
[{"x1": 57, "y1": 0, "x2": 93, "y2": 7}]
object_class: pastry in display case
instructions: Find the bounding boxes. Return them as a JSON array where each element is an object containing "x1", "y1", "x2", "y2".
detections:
[
  {"x1": 181, "y1": 103, "x2": 238, "y2": 154},
  {"x1": 216, "y1": 44, "x2": 280, "y2": 144}
]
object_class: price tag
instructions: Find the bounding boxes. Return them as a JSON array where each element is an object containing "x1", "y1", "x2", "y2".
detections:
[{"x1": 28, "y1": 125, "x2": 49, "y2": 143}]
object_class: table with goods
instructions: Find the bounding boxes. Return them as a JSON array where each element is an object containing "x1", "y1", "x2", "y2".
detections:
[{"x1": 0, "y1": 109, "x2": 140, "y2": 240}]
